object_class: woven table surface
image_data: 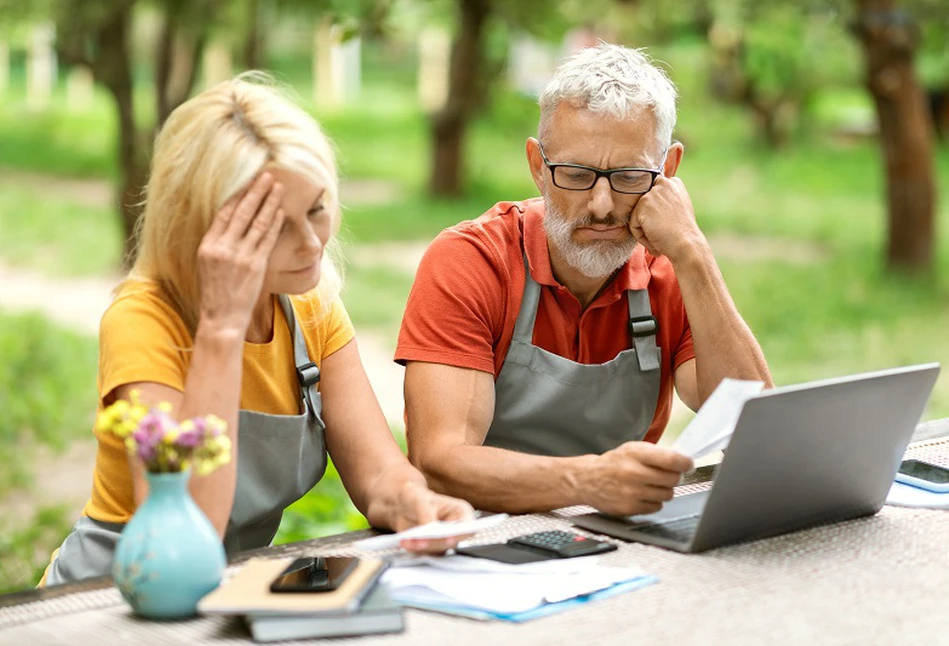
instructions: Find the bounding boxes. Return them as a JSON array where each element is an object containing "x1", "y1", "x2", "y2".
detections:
[{"x1": 2, "y1": 431, "x2": 948, "y2": 646}]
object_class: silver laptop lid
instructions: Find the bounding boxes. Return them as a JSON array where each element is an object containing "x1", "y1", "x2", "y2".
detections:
[{"x1": 690, "y1": 363, "x2": 940, "y2": 552}]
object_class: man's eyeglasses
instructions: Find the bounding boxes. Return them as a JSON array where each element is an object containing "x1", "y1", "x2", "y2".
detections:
[{"x1": 538, "y1": 144, "x2": 665, "y2": 195}]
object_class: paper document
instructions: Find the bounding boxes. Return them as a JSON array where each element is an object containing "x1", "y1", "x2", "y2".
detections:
[
  {"x1": 382, "y1": 554, "x2": 648, "y2": 615},
  {"x1": 403, "y1": 577, "x2": 656, "y2": 623},
  {"x1": 353, "y1": 514, "x2": 509, "y2": 551},
  {"x1": 385, "y1": 553, "x2": 601, "y2": 574},
  {"x1": 885, "y1": 481, "x2": 949, "y2": 509},
  {"x1": 672, "y1": 378, "x2": 765, "y2": 460}
]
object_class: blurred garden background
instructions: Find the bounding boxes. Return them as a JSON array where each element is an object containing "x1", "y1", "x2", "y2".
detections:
[{"x1": 1, "y1": 0, "x2": 948, "y2": 593}]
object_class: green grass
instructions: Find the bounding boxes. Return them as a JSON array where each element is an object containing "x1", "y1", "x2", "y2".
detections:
[
  {"x1": 0, "y1": 312, "x2": 99, "y2": 593},
  {"x1": 0, "y1": 504, "x2": 75, "y2": 595},
  {"x1": 0, "y1": 88, "x2": 118, "y2": 179},
  {"x1": 0, "y1": 184, "x2": 122, "y2": 276},
  {"x1": 340, "y1": 263, "x2": 415, "y2": 331},
  {"x1": 274, "y1": 459, "x2": 367, "y2": 544},
  {"x1": 721, "y1": 249, "x2": 949, "y2": 421},
  {"x1": 0, "y1": 311, "x2": 99, "y2": 492}
]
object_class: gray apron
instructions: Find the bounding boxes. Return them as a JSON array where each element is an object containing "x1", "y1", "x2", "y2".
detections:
[
  {"x1": 484, "y1": 252, "x2": 662, "y2": 457},
  {"x1": 44, "y1": 295, "x2": 327, "y2": 585}
]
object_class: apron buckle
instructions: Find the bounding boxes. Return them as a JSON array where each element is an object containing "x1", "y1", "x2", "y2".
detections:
[
  {"x1": 629, "y1": 315, "x2": 658, "y2": 338},
  {"x1": 297, "y1": 362, "x2": 321, "y2": 387}
]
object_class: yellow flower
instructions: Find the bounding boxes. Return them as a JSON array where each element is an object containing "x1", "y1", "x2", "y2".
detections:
[
  {"x1": 129, "y1": 406, "x2": 148, "y2": 425},
  {"x1": 95, "y1": 410, "x2": 114, "y2": 434},
  {"x1": 206, "y1": 415, "x2": 227, "y2": 435},
  {"x1": 195, "y1": 460, "x2": 215, "y2": 477}
]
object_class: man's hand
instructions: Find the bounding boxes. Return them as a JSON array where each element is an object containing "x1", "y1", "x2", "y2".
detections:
[
  {"x1": 578, "y1": 442, "x2": 693, "y2": 517},
  {"x1": 628, "y1": 176, "x2": 706, "y2": 264}
]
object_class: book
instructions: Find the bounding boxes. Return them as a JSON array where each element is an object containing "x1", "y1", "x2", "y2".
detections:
[
  {"x1": 246, "y1": 584, "x2": 404, "y2": 642},
  {"x1": 198, "y1": 557, "x2": 388, "y2": 617}
]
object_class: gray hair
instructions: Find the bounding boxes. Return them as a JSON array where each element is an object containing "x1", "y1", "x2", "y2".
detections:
[{"x1": 538, "y1": 43, "x2": 678, "y2": 152}]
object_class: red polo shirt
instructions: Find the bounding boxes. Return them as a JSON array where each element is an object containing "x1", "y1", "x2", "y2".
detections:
[{"x1": 396, "y1": 198, "x2": 695, "y2": 443}]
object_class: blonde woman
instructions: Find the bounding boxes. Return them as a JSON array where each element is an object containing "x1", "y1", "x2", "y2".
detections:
[{"x1": 40, "y1": 76, "x2": 473, "y2": 585}]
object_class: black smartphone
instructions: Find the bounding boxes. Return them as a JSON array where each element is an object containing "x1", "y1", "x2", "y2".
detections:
[{"x1": 269, "y1": 556, "x2": 360, "y2": 593}]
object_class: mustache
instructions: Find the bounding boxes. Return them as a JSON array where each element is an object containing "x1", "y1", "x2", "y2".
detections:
[{"x1": 572, "y1": 213, "x2": 630, "y2": 229}]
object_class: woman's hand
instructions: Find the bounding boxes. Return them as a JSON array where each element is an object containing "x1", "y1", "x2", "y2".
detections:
[
  {"x1": 392, "y1": 481, "x2": 476, "y2": 554},
  {"x1": 196, "y1": 172, "x2": 286, "y2": 336}
]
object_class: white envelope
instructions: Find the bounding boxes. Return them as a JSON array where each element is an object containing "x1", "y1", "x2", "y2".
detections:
[{"x1": 672, "y1": 378, "x2": 765, "y2": 460}]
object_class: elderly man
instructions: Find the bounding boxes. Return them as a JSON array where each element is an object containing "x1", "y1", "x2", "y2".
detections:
[{"x1": 396, "y1": 44, "x2": 772, "y2": 517}]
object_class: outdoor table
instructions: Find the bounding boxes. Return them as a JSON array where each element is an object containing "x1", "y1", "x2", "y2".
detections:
[{"x1": 2, "y1": 418, "x2": 948, "y2": 645}]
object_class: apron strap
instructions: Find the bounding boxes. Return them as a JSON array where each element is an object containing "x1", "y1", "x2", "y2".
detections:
[
  {"x1": 511, "y1": 250, "x2": 542, "y2": 343},
  {"x1": 627, "y1": 289, "x2": 661, "y2": 372},
  {"x1": 276, "y1": 294, "x2": 324, "y2": 421}
]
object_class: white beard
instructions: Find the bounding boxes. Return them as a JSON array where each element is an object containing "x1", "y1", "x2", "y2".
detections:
[{"x1": 542, "y1": 195, "x2": 638, "y2": 279}]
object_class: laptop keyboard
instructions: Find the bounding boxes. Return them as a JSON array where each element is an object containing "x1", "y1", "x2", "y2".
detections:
[{"x1": 633, "y1": 515, "x2": 701, "y2": 542}]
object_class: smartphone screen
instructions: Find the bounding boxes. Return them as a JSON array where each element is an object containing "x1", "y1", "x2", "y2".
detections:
[
  {"x1": 269, "y1": 556, "x2": 360, "y2": 593},
  {"x1": 898, "y1": 459, "x2": 949, "y2": 484}
]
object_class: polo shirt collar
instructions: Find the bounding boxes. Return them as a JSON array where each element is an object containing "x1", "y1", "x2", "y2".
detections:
[{"x1": 522, "y1": 199, "x2": 651, "y2": 294}]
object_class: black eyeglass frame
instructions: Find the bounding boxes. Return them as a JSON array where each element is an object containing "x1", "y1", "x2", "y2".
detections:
[{"x1": 538, "y1": 143, "x2": 666, "y2": 195}]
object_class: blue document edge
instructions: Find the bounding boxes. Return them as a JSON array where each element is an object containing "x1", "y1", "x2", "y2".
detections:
[{"x1": 399, "y1": 575, "x2": 659, "y2": 623}]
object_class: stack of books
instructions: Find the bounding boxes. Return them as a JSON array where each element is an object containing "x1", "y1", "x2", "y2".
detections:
[{"x1": 198, "y1": 557, "x2": 403, "y2": 642}]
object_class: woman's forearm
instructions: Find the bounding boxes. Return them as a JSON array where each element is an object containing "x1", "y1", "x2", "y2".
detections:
[
  {"x1": 363, "y1": 461, "x2": 429, "y2": 531},
  {"x1": 177, "y1": 322, "x2": 245, "y2": 536}
]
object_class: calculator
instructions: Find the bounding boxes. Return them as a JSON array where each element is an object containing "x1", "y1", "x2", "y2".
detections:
[{"x1": 507, "y1": 530, "x2": 617, "y2": 558}]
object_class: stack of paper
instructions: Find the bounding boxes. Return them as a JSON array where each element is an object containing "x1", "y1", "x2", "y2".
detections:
[
  {"x1": 380, "y1": 554, "x2": 656, "y2": 622},
  {"x1": 886, "y1": 482, "x2": 949, "y2": 509},
  {"x1": 672, "y1": 378, "x2": 765, "y2": 460}
]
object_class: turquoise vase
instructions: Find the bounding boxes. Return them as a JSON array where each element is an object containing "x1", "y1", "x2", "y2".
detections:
[{"x1": 112, "y1": 470, "x2": 226, "y2": 619}]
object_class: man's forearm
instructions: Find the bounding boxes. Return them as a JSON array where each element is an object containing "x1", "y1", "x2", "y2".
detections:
[
  {"x1": 673, "y1": 241, "x2": 773, "y2": 402},
  {"x1": 418, "y1": 444, "x2": 594, "y2": 514}
]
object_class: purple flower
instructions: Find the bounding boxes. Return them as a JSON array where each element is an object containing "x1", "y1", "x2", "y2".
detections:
[
  {"x1": 133, "y1": 411, "x2": 176, "y2": 466},
  {"x1": 175, "y1": 417, "x2": 206, "y2": 449}
]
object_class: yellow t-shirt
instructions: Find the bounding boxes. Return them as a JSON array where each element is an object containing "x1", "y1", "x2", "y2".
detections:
[{"x1": 82, "y1": 285, "x2": 355, "y2": 524}]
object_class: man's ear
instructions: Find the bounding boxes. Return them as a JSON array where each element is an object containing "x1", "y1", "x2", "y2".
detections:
[
  {"x1": 662, "y1": 141, "x2": 685, "y2": 178},
  {"x1": 526, "y1": 137, "x2": 546, "y2": 194}
]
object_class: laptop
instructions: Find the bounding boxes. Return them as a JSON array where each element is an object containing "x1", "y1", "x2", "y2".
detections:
[{"x1": 572, "y1": 363, "x2": 940, "y2": 553}]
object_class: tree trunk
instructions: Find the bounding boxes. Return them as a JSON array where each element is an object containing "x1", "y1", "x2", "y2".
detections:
[
  {"x1": 55, "y1": 1, "x2": 146, "y2": 268},
  {"x1": 156, "y1": 8, "x2": 206, "y2": 128},
  {"x1": 98, "y1": 10, "x2": 148, "y2": 267},
  {"x1": 0, "y1": 41, "x2": 9, "y2": 95},
  {"x1": 242, "y1": 0, "x2": 262, "y2": 70},
  {"x1": 428, "y1": 0, "x2": 491, "y2": 197},
  {"x1": 27, "y1": 23, "x2": 56, "y2": 110},
  {"x1": 418, "y1": 27, "x2": 451, "y2": 113},
  {"x1": 750, "y1": 100, "x2": 786, "y2": 149},
  {"x1": 852, "y1": 0, "x2": 936, "y2": 274}
]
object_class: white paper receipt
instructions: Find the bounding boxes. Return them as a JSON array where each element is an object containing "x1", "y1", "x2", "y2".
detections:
[
  {"x1": 353, "y1": 513, "x2": 510, "y2": 551},
  {"x1": 672, "y1": 378, "x2": 765, "y2": 460}
]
